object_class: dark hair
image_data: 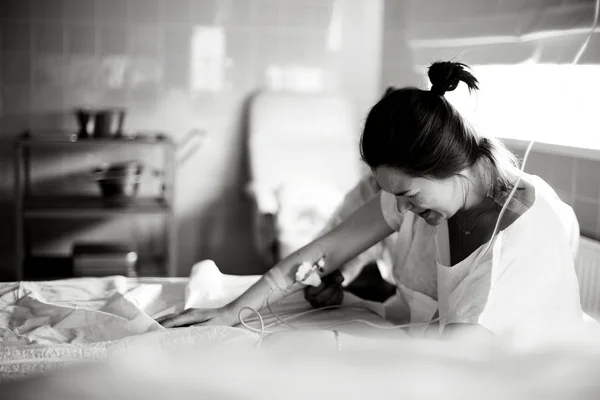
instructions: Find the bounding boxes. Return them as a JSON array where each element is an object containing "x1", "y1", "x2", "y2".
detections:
[{"x1": 360, "y1": 61, "x2": 517, "y2": 191}]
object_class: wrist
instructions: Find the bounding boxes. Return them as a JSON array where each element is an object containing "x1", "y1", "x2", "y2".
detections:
[{"x1": 221, "y1": 303, "x2": 240, "y2": 324}]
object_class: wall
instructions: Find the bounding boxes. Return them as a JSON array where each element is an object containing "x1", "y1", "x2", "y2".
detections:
[
  {"x1": 511, "y1": 149, "x2": 600, "y2": 241},
  {"x1": 0, "y1": 0, "x2": 384, "y2": 280},
  {"x1": 380, "y1": 0, "x2": 419, "y2": 90}
]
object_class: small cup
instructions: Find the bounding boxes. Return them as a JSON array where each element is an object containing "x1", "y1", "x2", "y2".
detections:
[{"x1": 75, "y1": 109, "x2": 94, "y2": 138}]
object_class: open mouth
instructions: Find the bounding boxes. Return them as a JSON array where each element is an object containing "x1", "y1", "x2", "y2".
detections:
[{"x1": 418, "y1": 209, "x2": 431, "y2": 219}]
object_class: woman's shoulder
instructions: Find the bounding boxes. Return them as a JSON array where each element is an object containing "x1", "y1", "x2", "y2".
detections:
[
  {"x1": 524, "y1": 173, "x2": 576, "y2": 220},
  {"x1": 495, "y1": 173, "x2": 573, "y2": 224},
  {"x1": 501, "y1": 173, "x2": 579, "y2": 254},
  {"x1": 489, "y1": 175, "x2": 536, "y2": 233}
]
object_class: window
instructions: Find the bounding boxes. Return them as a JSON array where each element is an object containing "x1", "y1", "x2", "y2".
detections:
[{"x1": 444, "y1": 64, "x2": 600, "y2": 151}]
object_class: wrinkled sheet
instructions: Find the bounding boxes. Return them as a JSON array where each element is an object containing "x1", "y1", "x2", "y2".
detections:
[
  {"x1": 0, "y1": 276, "x2": 186, "y2": 346},
  {"x1": 0, "y1": 276, "x2": 190, "y2": 380},
  {"x1": 183, "y1": 260, "x2": 395, "y2": 336},
  {"x1": 4, "y1": 327, "x2": 600, "y2": 400},
  {"x1": 0, "y1": 265, "x2": 398, "y2": 381},
  {"x1": 3, "y1": 267, "x2": 600, "y2": 397}
]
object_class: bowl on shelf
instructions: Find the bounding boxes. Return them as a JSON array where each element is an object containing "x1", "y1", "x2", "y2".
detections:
[{"x1": 91, "y1": 161, "x2": 144, "y2": 206}]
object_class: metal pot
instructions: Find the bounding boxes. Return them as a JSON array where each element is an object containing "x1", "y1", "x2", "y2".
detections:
[
  {"x1": 74, "y1": 108, "x2": 127, "y2": 138},
  {"x1": 93, "y1": 109, "x2": 126, "y2": 137},
  {"x1": 92, "y1": 161, "x2": 143, "y2": 205},
  {"x1": 89, "y1": 130, "x2": 207, "y2": 206}
]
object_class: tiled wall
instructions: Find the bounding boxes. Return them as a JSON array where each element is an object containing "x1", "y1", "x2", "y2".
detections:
[
  {"x1": 380, "y1": 0, "x2": 419, "y2": 90},
  {"x1": 0, "y1": 0, "x2": 385, "y2": 280}
]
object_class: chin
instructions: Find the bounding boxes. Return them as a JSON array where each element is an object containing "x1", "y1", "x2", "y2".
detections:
[
  {"x1": 425, "y1": 218, "x2": 443, "y2": 226},
  {"x1": 424, "y1": 211, "x2": 445, "y2": 226}
]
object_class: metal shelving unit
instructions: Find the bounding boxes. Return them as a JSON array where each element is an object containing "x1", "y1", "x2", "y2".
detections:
[
  {"x1": 14, "y1": 131, "x2": 178, "y2": 280},
  {"x1": 22, "y1": 196, "x2": 170, "y2": 217}
]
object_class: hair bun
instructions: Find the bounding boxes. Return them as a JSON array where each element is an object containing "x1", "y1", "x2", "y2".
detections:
[
  {"x1": 427, "y1": 61, "x2": 479, "y2": 96},
  {"x1": 383, "y1": 86, "x2": 397, "y2": 97}
]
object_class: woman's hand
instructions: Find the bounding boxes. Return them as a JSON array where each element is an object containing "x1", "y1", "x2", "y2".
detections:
[
  {"x1": 156, "y1": 306, "x2": 236, "y2": 328},
  {"x1": 304, "y1": 270, "x2": 345, "y2": 309}
]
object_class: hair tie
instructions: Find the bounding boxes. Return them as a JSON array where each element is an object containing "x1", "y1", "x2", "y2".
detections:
[
  {"x1": 430, "y1": 85, "x2": 445, "y2": 96},
  {"x1": 431, "y1": 79, "x2": 460, "y2": 96}
]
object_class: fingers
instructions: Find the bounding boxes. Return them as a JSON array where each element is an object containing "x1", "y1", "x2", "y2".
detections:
[
  {"x1": 313, "y1": 283, "x2": 342, "y2": 306},
  {"x1": 321, "y1": 270, "x2": 344, "y2": 286},
  {"x1": 304, "y1": 270, "x2": 345, "y2": 308},
  {"x1": 329, "y1": 287, "x2": 344, "y2": 306},
  {"x1": 305, "y1": 271, "x2": 345, "y2": 296},
  {"x1": 306, "y1": 283, "x2": 343, "y2": 308},
  {"x1": 328, "y1": 270, "x2": 345, "y2": 285},
  {"x1": 305, "y1": 281, "x2": 327, "y2": 297},
  {"x1": 157, "y1": 309, "x2": 210, "y2": 328},
  {"x1": 155, "y1": 313, "x2": 174, "y2": 324},
  {"x1": 307, "y1": 287, "x2": 343, "y2": 308}
]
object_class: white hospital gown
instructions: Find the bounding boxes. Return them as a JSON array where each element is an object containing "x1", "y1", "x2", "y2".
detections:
[{"x1": 380, "y1": 172, "x2": 584, "y2": 337}]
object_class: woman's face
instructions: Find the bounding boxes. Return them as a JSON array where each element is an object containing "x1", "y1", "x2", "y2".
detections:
[{"x1": 373, "y1": 166, "x2": 464, "y2": 225}]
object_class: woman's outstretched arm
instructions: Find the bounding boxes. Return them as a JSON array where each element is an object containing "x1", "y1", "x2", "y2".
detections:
[{"x1": 158, "y1": 193, "x2": 394, "y2": 328}]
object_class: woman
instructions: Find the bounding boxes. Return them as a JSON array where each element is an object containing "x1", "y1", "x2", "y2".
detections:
[{"x1": 158, "y1": 61, "x2": 583, "y2": 338}]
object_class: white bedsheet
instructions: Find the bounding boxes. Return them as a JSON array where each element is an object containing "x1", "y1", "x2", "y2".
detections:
[
  {"x1": 0, "y1": 276, "x2": 186, "y2": 380},
  {"x1": 3, "y1": 263, "x2": 600, "y2": 397},
  {"x1": 3, "y1": 326, "x2": 600, "y2": 400},
  {"x1": 0, "y1": 277, "x2": 183, "y2": 345},
  {"x1": 0, "y1": 262, "x2": 398, "y2": 381}
]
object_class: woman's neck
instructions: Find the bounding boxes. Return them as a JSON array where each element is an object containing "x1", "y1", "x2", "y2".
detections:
[{"x1": 460, "y1": 162, "x2": 494, "y2": 213}]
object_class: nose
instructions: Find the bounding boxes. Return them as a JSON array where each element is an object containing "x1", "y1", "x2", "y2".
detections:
[{"x1": 396, "y1": 196, "x2": 409, "y2": 213}]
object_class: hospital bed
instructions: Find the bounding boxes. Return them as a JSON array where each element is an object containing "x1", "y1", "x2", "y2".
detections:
[
  {"x1": 1, "y1": 274, "x2": 600, "y2": 399},
  {"x1": 2, "y1": 244, "x2": 600, "y2": 400},
  {"x1": 0, "y1": 261, "x2": 398, "y2": 382}
]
